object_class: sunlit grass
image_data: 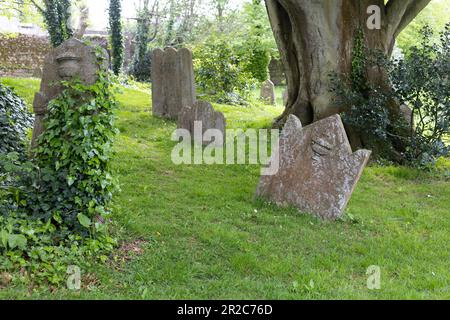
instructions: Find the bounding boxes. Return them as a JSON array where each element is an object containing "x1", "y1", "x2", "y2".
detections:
[{"x1": 1, "y1": 77, "x2": 449, "y2": 300}]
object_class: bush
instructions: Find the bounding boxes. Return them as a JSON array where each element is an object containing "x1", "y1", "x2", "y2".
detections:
[
  {"x1": 193, "y1": 37, "x2": 256, "y2": 105},
  {"x1": 109, "y1": 0, "x2": 124, "y2": 75},
  {"x1": 0, "y1": 212, "x2": 116, "y2": 286},
  {"x1": 129, "y1": 50, "x2": 152, "y2": 82},
  {"x1": 30, "y1": 71, "x2": 119, "y2": 232},
  {"x1": 391, "y1": 24, "x2": 450, "y2": 166},
  {"x1": 331, "y1": 24, "x2": 449, "y2": 167},
  {"x1": 0, "y1": 83, "x2": 33, "y2": 155},
  {"x1": 0, "y1": 47, "x2": 118, "y2": 287},
  {"x1": 128, "y1": 3, "x2": 152, "y2": 82},
  {"x1": 245, "y1": 48, "x2": 271, "y2": 83}
]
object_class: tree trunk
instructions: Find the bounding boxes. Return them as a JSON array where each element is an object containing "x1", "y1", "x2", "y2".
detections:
[{"x1": 265, "y1": 0, "x2": 431, "y2": 144}]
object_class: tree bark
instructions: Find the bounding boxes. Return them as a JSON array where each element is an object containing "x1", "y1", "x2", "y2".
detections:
[{"x1": 265, "y1": 0, "x2": 431, "y2": 133}]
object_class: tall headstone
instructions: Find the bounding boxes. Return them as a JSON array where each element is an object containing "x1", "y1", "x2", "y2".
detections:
[
  {"x1": 400, "y1": 104, "x2": 413, "y2": 128},
  {"x1": 151, "y1": 48, "x2": 165, "y2": 117},
  {"x1": 256, "y1": 114, "x2": 371, "y2": 220},
  {"x1": 31, "y1": 38, "x2": 108, "y2": 147},
  {"x1": 178, "y1": 101, "x2": 226, "y2": 146},
  {"x1": 282, "y1": 89, "x2": 288, "y2": 106},
  {"x1": 151, "y1": 47, "x2": 196, "y2": 119},
  {"x1": 260, "y1": 79, "x2": 276, "y2": 105}
]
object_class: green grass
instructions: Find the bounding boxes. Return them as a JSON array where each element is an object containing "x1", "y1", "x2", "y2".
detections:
[
  {"x1": 1, "y1": 77, "x2": 40, "y2": 106},
  {"x1": 1, "y1": 78, "x2": 449, "y2": 300}
]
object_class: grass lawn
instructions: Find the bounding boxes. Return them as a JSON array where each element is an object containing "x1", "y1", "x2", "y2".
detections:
[{"x1": 1, "y1": 77, "x2": 449, "y2": 300}]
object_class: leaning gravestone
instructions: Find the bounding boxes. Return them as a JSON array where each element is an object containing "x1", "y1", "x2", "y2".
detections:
[
  {"x1": 260, "y1": 79, "x2": 276, "y2": 105},
  {"x1": 256, "y1": 114, "x2": 371, "y2": 220},
  {"x1": 31, "y1": 38, "x2": 108, "y2": 147},
  {"x1": 178, "y1": 101, "x2": 226, "y2": 146},
  {"x1": 152, "y1": 47, "x2": 196, "y2": 119}
]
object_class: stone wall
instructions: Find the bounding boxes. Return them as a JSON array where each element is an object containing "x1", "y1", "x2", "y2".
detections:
[
  {"x1": 0, "y1": 34, "x2": 51, "y2": 77},
  {"x1": 0, "y1": 33, "x2": 115, "y2": 78},
  {"x1": 268, "y1": 58, "x2": 286, "y2": 86}
]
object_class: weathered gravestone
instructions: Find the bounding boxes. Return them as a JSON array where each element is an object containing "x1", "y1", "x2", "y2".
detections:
[
  {"x1": 32, "y1": 67, "x2": 43, "y2": 79},
  {"x1": 282, "y1": 89, "x2": 288, "y2": 106},
  {"x1": 400, "y1": 104, "x2": 413, "y2": 128},
  {"x1": 256, "y1": 114, "x2": 371, "y2": 220},
  {"x1": 152, "y1": 47, "x2": 196, "y2": 119},
  {"x1": 178, "y1": 100, "x2": 226, "y2": 146},
  {"x1": 31, "y1": 38, "x2": 108, "y2": 147},
  {"x1": 260, "y1": 79, "x2": 275, "y2": 105}
]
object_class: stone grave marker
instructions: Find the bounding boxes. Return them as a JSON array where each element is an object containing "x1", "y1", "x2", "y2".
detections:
[
  {"x1": 256, "y1": 114, "x2": 371, "y2": 220},
  {"x1": 178, "y1": 100, "x2": 226, "y2": 146},
  {"x1": 260, "y1": 79, "x2": 275, "y2": 105},
  {"x1": 282, "y1": 89, "x2": 288, "y2": 106},
  {"x1": 31, "y1": 38, "x2": 108, "y2": 147},
  {"x1": 152, "y1": 47, "x2": 196, "y2": 119}
]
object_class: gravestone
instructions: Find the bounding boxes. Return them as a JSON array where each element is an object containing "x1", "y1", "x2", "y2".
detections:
[
  {"x1": 282, "y1": 89, "x2": 288, "y2": 106},
  {"x1": 256, "y1": 114, "x2": 371, "y2": 220},
  {"x1": 32, "y1": 67, "x2": 43, "y2": 78},
  {"x1": 152, "y1": 47, "x2": 196, "y2": 119},
  {"x1": 178, "y1": 100, "x2": 226, "y2": 146},
  {"x1": 400, "y1": 104, "x2": 413, "y2": 128},
  {"x1": 31, "y1": 38, "x2": 108, "y2": 147},
  {"x1": 260, "y1": 79, "x2": 275, "y2": 105}
]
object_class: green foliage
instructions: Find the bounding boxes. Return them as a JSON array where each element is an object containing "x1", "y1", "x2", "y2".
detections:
[
  {"x1": 331, "y1": 75, "x2": 392, "y2": 144},
  {"x1": 129, "y1": 3, "x2": 152, "y2": 82},
  {"x1": 331, "y1": 24, "x2": 450, "y2": 167},
  {"x1": 190, "y1": 1, "x2": 276, "y2": 103},
  {"x1": 109, "y1": 0, "x2": 124, "y2": 75},
  {"x1": 350, "y1": 28, "x2": 366, "y2": 91},
  {"x1": 0, "y1": 0, "x2": 42, "y2": 25},
  {"x1": 240, "y1": 45, "x2": 271, "y2": 84},
  {"x1": 193, "y1": 37, "x2": 255, "y2": 105},
  {"x1": 0, "y1": 46, "x2": 118, "y2": 287},
  {"x1": 397, "y1": 0, "x2": 449, "y2": 56},
  {"x1": 391, "y1": 24, "x2": 450, "y2": 166},
  {"x1": 0, "y1": 83, "x2": 33, "y2": 155},
  {"x1": 1, "y1": 77, "x2": 449, "y2": 299},
  {"x1": 0, "y1": 212, "x2": 116, "y2": 286},
  {"x1": 38, "y1": 0, "x2": 74, "y2": 48},
  {"x1": 239, "y1": 0, "x2": 274, "y2": 82},
  {"x1": 31, "y1": 69, "x2": 119, "y2": 231},
  {"x1": 331, "y1": 28, "x2": 393, "y2": 149}
]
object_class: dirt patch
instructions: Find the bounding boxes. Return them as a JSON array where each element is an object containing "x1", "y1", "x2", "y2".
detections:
[{"x1": 111, "y1": 239, "x2": 149, "y2": 270}]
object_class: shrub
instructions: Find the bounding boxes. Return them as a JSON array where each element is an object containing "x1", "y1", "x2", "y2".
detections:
[
  {"x1": 129, "y1": 3, "x2": 152, "y2": 82},
  {"x1": 331, "y1": 24, "x2": 450, "y2": 167},
  {"x1": 193, "y1": 37, "x2": 255, "y2": 105},
  {"x1": 242, "y1": 47, "x2": 271, "y2": 83},
  {"x1": 391, "y1": 24, "x2": 450, "y2": 166},
  {"x1": 0, "y1": 46, "x2": 118, "y2": 287},
  {"x1": 129, "y1": 50, "x2": 152, "y2": 82},
  {"x1": 0, "y1": 83, "x2": 33, "y2": 155},
  {"x1": 30, "y1": 70, "x2": 119, "y2": 232},
  {"x1": 109, "y1": 0, "x2": 124, "y2": 75},
  {"x1": 0, "y1": 212, "x2": 116, "y2": 286}
]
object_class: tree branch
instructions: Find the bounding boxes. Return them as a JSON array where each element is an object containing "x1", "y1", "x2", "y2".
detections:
[
  {"x1": 28, "y1": 0, "x2": 44, "y2": 15},
  {"x1": 394, "y1": 0, "x2": 431, "y2": 38},
  {"x1": 386, "y1": 0, "x2": 431, "y2": 39}
]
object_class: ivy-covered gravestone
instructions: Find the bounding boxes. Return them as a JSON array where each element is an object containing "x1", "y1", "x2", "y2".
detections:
[{"x1": 32, "y1": 38, "x2": 109, "y2": 147}]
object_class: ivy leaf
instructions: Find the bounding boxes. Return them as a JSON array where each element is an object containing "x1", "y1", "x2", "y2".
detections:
[
  {"x1": 77, "y1": 213, "x2": 92, "y2": 229},
  {"x1": 0, "y1": 230, "x2": 9, "y2": 248},
  {"x1": 8, "y1": 234, "x2": 27, "y2": 250},
  {"x1": 67, "y1": 176, "x2": 76, "y2": 186}
]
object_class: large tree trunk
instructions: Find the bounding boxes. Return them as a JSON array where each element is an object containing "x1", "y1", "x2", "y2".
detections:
[{"x1": 265, "y1": 0, "x2": 431, "y2": 139}]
